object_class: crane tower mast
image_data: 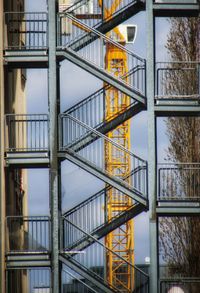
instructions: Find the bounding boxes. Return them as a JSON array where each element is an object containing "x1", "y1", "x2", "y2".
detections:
[{"x1": 103, "y1": 12, "x2": 135, "y2": 293}]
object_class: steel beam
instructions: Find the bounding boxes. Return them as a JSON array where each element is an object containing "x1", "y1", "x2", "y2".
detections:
[
  {"x1": 147, "y1": 1, "x2": 158, "y2": 292},
  {"x1": 6, "y1": 254, "x2": 51, "y2": 268},
  {"x1": 156, "y1": 206, "x2": 200, "y2": 216},
  {"x1": 155, "y1": 104, "x2": 200, "y2": 116},
  {"x1": 4, "y1": 50, "x2": 48, "y2": 68},
  {"x1": 48, "y1": 1, "x2": 60, "y2": 292},
  {"x1": 5, "y1": 152, "x2": 50, "y2": 168}
]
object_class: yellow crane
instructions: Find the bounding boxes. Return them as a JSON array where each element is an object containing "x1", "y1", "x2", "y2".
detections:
[
  {"x1": 104, "y1": 26, "x2": 134, "y2": 292},
  {"x1": 98, "y1": 2, "x2": 135, "y2": 291}
]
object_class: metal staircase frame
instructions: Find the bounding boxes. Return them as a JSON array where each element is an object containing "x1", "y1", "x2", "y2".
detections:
[{"x1": 2, "y1": 0, "x2": 200, "y2": 293}]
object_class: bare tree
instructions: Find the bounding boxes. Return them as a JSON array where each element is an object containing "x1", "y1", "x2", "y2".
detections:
[{"x1": 159, "y1": 17, "x2": 200, "y2": 291}]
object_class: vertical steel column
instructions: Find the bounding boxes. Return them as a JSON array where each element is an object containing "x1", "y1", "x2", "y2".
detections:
[
  {"x1": 146, "y1": 1, "x2": 158, "y2": 293},
  {"x1": 48, "y1": 1, "x2": 60, "y2": 292},
  {"x1": 0, "y1": 1, "x2": 5, "y2": 291}
]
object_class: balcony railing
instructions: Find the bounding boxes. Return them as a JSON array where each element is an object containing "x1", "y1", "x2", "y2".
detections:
[
  {"x1": 6, "y1": 216, "x2": 51, "y2": 253},
  {"x1": 5, "y1": 114, "x2": 49, "y2": 153},
  {"x1": 158, "y1": 163, "x2": 200, "y2": 201},
  {"x1": 4, "y1": 12, "x2": 48, "y2": 50},
  {"x1": 155, "y1": 62, "x2": 200, "y2": 102},
  {"x1": 6, "y1": 268, "x2": 51, "y2": 293}
]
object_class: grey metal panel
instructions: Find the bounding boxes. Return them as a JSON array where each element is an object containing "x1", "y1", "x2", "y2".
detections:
[
  {"x1": 153, "y1": 3, "x2": 199, "y2": 16},
  {"x1": 4, "y1": 50, "x2": 48, "y2": 68},
  {"x1": 59, "y1": 255, "x2": 117, "y2": 293},
  {"x1": 6, "y1": 253, "x2": 51, "y2": 268},
  {"x1": 6, "y1": 261, "x2": 51, "y2": 268},
  {"x1": 56, "y1": 50, "x2": 146, "y2": 104},
  {"x1": 156, "y1": 206, "x2": 200, "y2": 215},
  {"x1": 59, "y1": 152, "x2": 148, "y2": 207},
  {"x1": 5, "y1": 157, "x2": 50, "y2": 168},
  {"x1": 154, "y1": 105, "x2": 200, "y2": 116}
]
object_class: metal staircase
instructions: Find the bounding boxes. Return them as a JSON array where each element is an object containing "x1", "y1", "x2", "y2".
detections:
[
  {"x1": 57, "y1": 13, "x2": 146, "y2": 101},
  {"x1": 64, "y1": 70, "x2": 146, "y2": 130},
  {"x1": 59, "y1": 114, "x2": 148, "y2": 206},
  {"x1": 3, "y1": 0, "x2": 149, "y2": 291},
  {"x1": 60, "y1": 218, "x2": 149, "y2": 293},
  {"x1": 63, "y1": 170, "x2": 146, "y2": 245},
  {"x1": 57, "y1": 1, "x2": 148, "y2": 289},
  {"x1": 61, "y1": 0, "x2": 145, "y2": 41}
]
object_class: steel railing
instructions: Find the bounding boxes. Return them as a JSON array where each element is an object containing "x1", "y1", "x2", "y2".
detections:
[
  {"x1": 57, "y1": 13, "x2": 146, "y2": 97},
  {"x1": 158, "y1": 163, "x2": 200, "y2": 201},
  {"x1": 5, "y1": 114, "x2": 49, "y2": 152},
  {"x1": 6, "y1": 216, "x2": 51, "y2": 253},
  {"x1": 61, "y1": 217, "x2": 149, "y2": 293},
  {"x1": 4, "y1": 12, "x2": 48, "y2": 50},
  {"x1": 6, "y1": 268, "x2": 51, "y2": 293},
  {"x1": 60, "y1": 114, "x2": 148, "y2": 199},
  {"x1": 65, "y1": 69, "x2": 140, "y2": 129},
  {"x1": 155, "y1": 62, "x2": 200, "y2": 100},
  {"x1": 63, "y1": 169, "x2": 143, "y2": 236},
  {"x1": 62, "y1": 267, "x2": 99, "y2": 293}
]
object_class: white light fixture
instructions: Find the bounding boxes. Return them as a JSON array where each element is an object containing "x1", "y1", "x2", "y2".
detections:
[{"x1": 118, "y1": 24, "x2": 137, "y2": 44}]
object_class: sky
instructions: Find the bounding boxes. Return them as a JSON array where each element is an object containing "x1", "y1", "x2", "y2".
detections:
[{"x1": 25, "y1": 0, "x2": 173, "y2": 264}]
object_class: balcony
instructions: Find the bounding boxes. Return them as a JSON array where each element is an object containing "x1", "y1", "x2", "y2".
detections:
[
  {"x1": 4, "y1": 12, "x2": 48, "y2": 66},
  {"x1": 159, "y1": 265, "x2": 200, "y2": 293},
  {"x1": 155, "y1": 62, "x2": 200, "y2": 115},
  {"x1": 157, "y1": 163, "x2": 200, "y2": 214},
  {"x1": 6, "y1": 216, "x2": 51, "y2": 267},
  {"x1": 5, "y1": 114, "x2": 49, "y2": 166}
]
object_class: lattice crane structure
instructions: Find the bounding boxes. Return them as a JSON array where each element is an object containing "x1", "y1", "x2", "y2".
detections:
[{"x1": 104, "y1": 27, "x2": 134, "y2": 293}]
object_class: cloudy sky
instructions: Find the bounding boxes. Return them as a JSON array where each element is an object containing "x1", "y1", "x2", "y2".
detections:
[{"x1": 25, "y1": 0, "x2": 172, "y2": 263}]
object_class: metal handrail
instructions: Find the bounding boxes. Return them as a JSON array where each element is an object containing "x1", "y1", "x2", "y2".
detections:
[
  {"x1": 4, "y1": 12, "x2": 48, "y2": 50},
  {"x1": 65, "y1": 66, "x2": 142, "y2": 114},
  {"x1": 157, "y1": 163, "x2": 200, "y2": 200},
  {"x1": 5, "y1": 113, "x2": 49, "y2": 152},
  {"x1": 63, "y1": 167, "x2": 143, "y2": 217},
  {"x1": 58, "y1": 12, "x2": 145, "y2": 62},
  {"x1": 62, "y1": 216, "x2": 149, "y2": 278},
  {"x1": 6, "y1": 216, "x2": 51, "y2": 253},
  {"x1": 60, "y1": 113, "x2": 147, "y2": 164}
]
